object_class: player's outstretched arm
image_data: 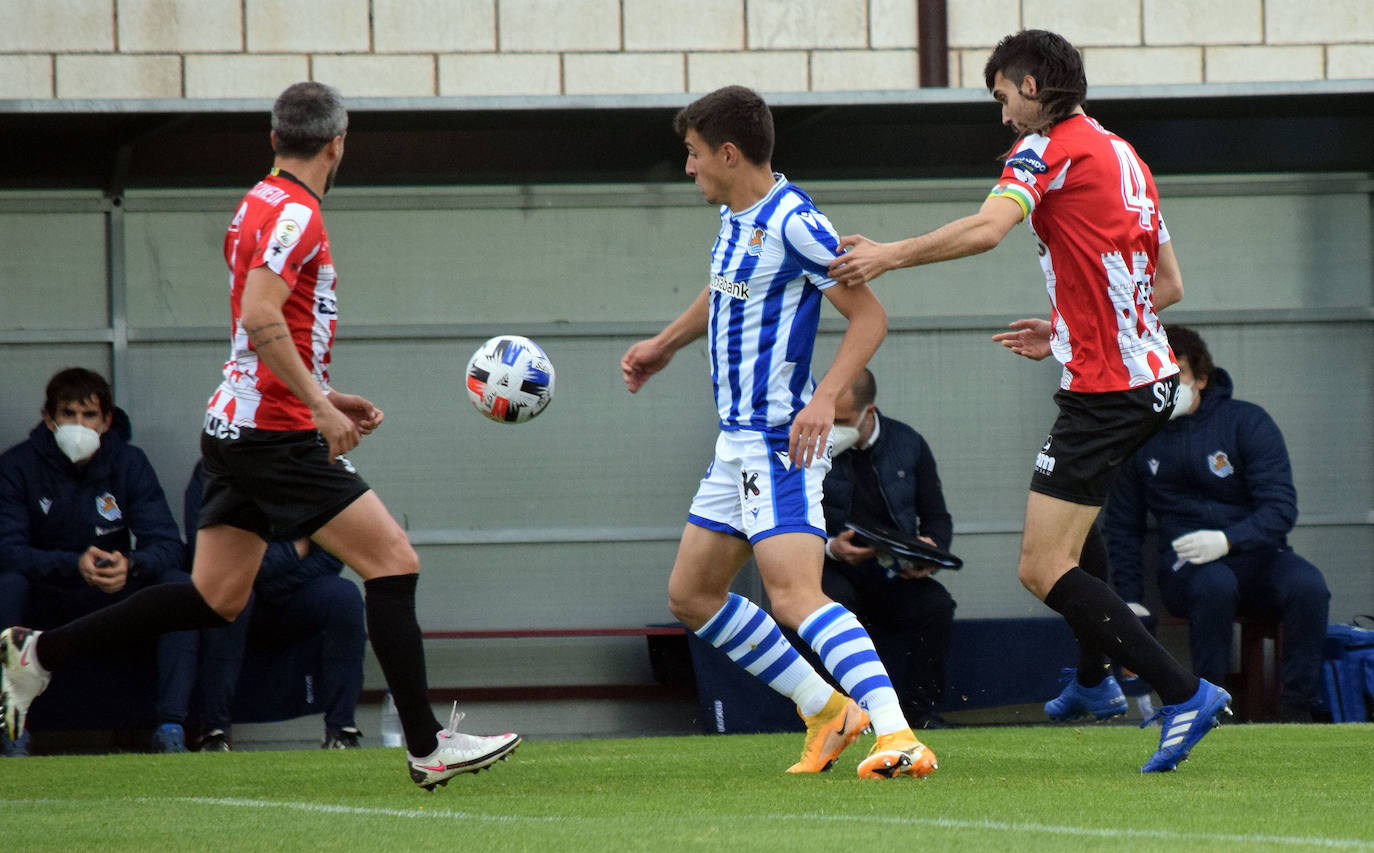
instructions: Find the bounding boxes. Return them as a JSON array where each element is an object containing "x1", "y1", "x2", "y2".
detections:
[
  {"x1": 992, "y1": 317, "x2": 1052, "y2": 360},
  {"x1": 241, "y1": 267, "x2": 360, "y2": 460},
  {"x1": 827, "y1": 195, "x2": 1024, "y2": 287},
  {"x1": 790, "y1": 283, "x2": 887, "y2": 467},
  {"x1": 621, "y1": 287, "x2": 710, "y2": 393}
]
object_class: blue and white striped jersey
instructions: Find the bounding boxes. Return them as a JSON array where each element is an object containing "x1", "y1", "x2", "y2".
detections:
[{"x1": 705, "y1": 174, "x2": 840, "y2": 433}]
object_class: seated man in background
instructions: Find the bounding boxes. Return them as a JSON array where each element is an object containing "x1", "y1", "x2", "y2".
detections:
[
  {"x1": 1104, "y1": 325, "x2": 1330, "y2": 721},
  {"x1": 0, "y1": 367, "x2": 194, "y2": 755},
  {"x1": 805, "y1": 368, "x2": 957, "y2": 730},
  {"x1": 185, "y1": 459, "x2": 366, "y2": 750}
]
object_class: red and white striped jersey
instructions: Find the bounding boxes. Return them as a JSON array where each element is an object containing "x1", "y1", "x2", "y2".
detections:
[
  {"x1": 989, "y1": 114, "x2": 1178, "y2": 392},
  {"x1": 206, "y1": 170, "x2": 337, "y2": 431}
]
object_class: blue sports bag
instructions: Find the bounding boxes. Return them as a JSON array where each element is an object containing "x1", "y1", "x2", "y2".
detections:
[{"x1": 1320, "y1": 616, "x2": 1374, "y2": 723}]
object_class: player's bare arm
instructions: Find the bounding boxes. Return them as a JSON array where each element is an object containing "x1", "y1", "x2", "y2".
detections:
[
  {"x1": 1151, "y1": 241, "x2": 1183, "y2": 310},
  {"x1": 828, "y1": 195, "x2": 1025, "y2": 287},
  {"x1": 789, "y1": 283, "x2": 887, "y2": 467},
  {"x1": 241, "y1": 266, "x2": 360, "y2": 460},
  {"x1": 621, "y1": 286, "x2": 710, "y2": 393}
]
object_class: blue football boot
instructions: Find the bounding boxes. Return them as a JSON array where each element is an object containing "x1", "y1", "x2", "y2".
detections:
[
  {"x1": 1044, "y1": 667, "x2": 1128, "y2": 721},
  {"x1": 1140, "y1": 679, "x2": 1231, "y2": 773}
]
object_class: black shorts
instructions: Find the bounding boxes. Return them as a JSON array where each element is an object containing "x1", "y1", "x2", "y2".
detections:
[
  {"x1": 1029, "y1": 376, "x2": 1178, "y2": 507},
  {"x1": 198, "y1": 421, "x2": 370, "y2": 541}
]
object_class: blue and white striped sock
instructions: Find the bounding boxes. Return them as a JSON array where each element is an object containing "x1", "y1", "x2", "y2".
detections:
[
  {"x1": 799, "y1": 602, "x2": 906, "y2": 735},
  {"x1": 697, "y1": 593, "x2": 833, "y2": 716}
]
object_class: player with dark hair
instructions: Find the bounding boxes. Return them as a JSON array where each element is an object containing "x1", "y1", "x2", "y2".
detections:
[
  {"x1": 623, "y1": 85, "x2": 937, "y2": 779},
  {"x1": 828, "y1": 31, "x2": 1230, "y2": 772},
  {"x1": 0, "y1": 367, "x2": 195, "y2": 755},
  {"x1": 1, "y1": 82, "x2": 519, "y2": 789}
]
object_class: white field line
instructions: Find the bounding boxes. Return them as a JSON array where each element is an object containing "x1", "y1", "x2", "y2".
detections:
[{"x1": 11, "y1": 797, "x2": 1374, "y2": 850}]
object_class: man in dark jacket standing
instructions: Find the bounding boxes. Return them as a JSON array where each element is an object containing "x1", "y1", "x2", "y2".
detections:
[
  {"x1": 1105, "y1": 326, "x2": 1330, "y2": 720},
  {"x1": 0, "y1": 368, "x2": 195, "y2": 754},
  {"x1": 815, "y1": 369, "x2": 957, "y2": 729}
]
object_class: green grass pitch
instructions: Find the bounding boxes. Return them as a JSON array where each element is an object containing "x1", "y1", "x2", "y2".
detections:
[{"x1": 3, "y1": 724, "x2": 1372, "y2": 852}]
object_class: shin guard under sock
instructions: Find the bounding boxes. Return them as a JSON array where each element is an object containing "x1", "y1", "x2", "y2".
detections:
[
  {"x1": 1043, "y1": 567, "x2": 1197, "y2": 705},
  {"x1": 35, "y1": 582, "x2": 228, "y2": 671},
  {"x1": 363, "y1": 573, "x2": 441, "y2": 753},
  {"x1": 1073, "y1": 526, "x2": 1114, "y2": 687}
]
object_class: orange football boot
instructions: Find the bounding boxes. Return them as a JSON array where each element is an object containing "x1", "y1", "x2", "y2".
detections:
[
  {"x1": 786, "y1": 691, "x2": 869, "y2": 773},
  {"x1": 856, "y1": 728, "x2": 938, "y2": 779}
]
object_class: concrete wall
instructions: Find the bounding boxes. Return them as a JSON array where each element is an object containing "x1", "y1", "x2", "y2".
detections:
[
  {"x1": 0, "y1": 0, "x2": 1371, "y2": 100},
  {"x1": 2, "y1": 175, "x2": 1371, "y2": 642}
]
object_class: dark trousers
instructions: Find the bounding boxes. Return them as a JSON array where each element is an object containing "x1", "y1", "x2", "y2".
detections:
[
  {"x1": 1158, "y1": 547, "x2": 1329, "y2": 710},
  {"x1": 0, "y1": 570, "x2": 197, "y2": 725},
  {"x1": 786, "y1": 561, "x2": 956, "y2": 719},
  {"x1": 197, "y1": 574, "x2": 365, "y2": 731}
]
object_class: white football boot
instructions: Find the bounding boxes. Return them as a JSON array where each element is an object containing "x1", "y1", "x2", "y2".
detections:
[
  {"x1": 407, "y1": 703, "x2": 521, "y2": 790},
  {"x1": 1, "y1": 628, "x2": 52, "y2": 742}
]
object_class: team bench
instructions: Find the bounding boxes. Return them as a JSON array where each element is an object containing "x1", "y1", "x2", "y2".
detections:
[
  {"x1": 1156, "y1": 614, "x2": 1283, "y2": 722},
  {"x1": 359, "y1": 625, "x2": 694, "y2": 704}
]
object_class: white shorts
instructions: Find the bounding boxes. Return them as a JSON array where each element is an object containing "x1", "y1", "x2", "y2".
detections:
[{"x1": 687, "y1": 429, "x2": 830, "y2": 544}]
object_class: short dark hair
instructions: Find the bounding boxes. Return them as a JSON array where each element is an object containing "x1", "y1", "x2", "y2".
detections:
[
  {"x1": 272, "y1": 81, "x2": 348, "y2": 158},
  {"x1": 672, "y1": 85, "x2": 774, "y2": 166},
  {"x1": 44, "y1": 367, "x2": 112, "y2": 418},
  {"x1": 1164, "y1": 324, "x2": 1215, "y2": 380},
  {"x1": 847, "y1": 368, "x2": 877, "y2": 410},
  {"x1": 984, "y1": 30, "x2": 1087, "y2": 134}
]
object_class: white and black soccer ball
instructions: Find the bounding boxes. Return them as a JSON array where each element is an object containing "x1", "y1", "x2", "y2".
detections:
[{"x1": 464, "y1": 335, "x2": 555, "y2": 424}]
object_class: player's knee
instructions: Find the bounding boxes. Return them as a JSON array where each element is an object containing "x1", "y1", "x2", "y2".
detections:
[
  {"x1": 1016, "y1": 561, "x2": 1054, "y2": 600},
  {"x1": 667, "y1": 588, "x2": 719, "y2": 632},
  {"x1": 380, "y1": 537, "x2": 420, "y2": 576},
  {"x1": 207, "y1": 594, "x2": 248, "y2": 623},
  {"x1": 763, "y1": 590, "x2": 817, "y2": 630}
]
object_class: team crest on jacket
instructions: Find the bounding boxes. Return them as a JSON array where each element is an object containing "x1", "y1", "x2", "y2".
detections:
[
  {"x1": 1207, "y1": 451, "x2": 1234, "y2": 478},
  {"x1": 95, "y1": 492, "x2": 122, "y2": 521},
  {"x1": 746, "y1": 227, "x2": 766, "y2": 256}
]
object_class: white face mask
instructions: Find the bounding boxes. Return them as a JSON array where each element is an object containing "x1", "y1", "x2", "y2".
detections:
[
  {"x1": 54, "y1": 423, "x2": 101, "y2": 463},
  {"x1": 1170, "y1": 381, "x2": 1197, "y2": 420},
  {"x1": 830, "y1": 424, "x2": 861, "y2": 455}
]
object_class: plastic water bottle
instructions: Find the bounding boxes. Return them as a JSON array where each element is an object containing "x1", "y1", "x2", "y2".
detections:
[{"x1": 380, "y1": 690, "x2": 403, "y2": 748}]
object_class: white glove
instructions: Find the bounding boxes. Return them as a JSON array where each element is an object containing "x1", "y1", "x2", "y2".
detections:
[
  {"x1": 1171, "y1": 529, "x2": 1229, "y2": 565},
  {"x1": 1127, "y1": 602, "x2": 1152, "y2": 619}
]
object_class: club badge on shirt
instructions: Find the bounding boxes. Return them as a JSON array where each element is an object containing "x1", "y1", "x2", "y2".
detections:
[
  {"x1": 95, "y1": 492, "x2": 122, "y2": 521},
  {"x1": 1207, "y1": 451, "x2": 1234, "y2": 478}
]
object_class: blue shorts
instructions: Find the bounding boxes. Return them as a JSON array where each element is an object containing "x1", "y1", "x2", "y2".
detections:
[{"x1": 687, "y1": 429, "x2": 829, "y2": 544}]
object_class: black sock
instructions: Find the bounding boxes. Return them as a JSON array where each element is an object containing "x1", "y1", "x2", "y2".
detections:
[
  {"x1": 1043, "y1": 567, "x2": 1198, "y2": 705},
  {"x1": 35, "y1": 582, "x2": 228, "y2": 671},
  {"x1": 1073, "y1": 525, "x2": 1113, "y2": 688},
  {"x1": 364, "y1": 574, "x2": 440, "y2": 754}
]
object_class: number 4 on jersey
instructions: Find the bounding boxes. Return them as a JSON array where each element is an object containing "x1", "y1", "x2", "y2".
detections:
[{"x1": 1111, "y1": 138, "x2": 1156, "y2": 230}]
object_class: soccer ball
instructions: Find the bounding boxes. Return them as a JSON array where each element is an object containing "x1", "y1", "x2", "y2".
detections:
[{"x1": 464, "y1": 335, "x2": 556, "y2": 424}]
